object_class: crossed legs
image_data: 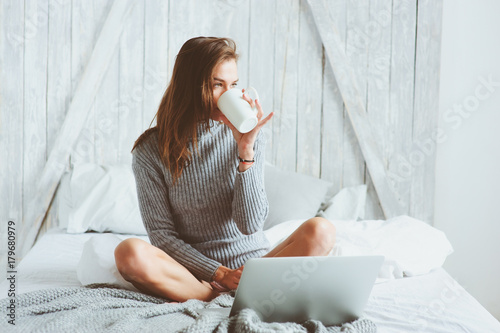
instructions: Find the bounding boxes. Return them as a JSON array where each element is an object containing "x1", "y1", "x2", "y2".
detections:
[
  {"x1": 114, "y1": 238, "x2": 217, "y2": 302},
  {"x1": 114, "y1": 217, "x2": 336, "y2": 302}
]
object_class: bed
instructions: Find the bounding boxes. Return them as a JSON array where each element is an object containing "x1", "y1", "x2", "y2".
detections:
[{"x1": 1, "y1": 163, "x2": 499, "y2": 332}]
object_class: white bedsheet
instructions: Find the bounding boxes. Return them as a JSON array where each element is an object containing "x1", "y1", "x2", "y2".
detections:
[{"x1": 1, "y1": 228, "x2": 499, "y2": 332}]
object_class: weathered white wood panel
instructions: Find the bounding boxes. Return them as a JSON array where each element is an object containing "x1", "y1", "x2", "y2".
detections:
[
  {"x1": 272, "y1": 0, "x2": 300, "y2": 172},
  {"x1": 296, "y1": 0, "x2": 323, "y2": 178},
  {"x1": 23, "y1": 0, "x2": 49, "y2": 240},
  {"x1": 388, "y1": 0, "x2": 417, "y2": 214},
  {"x1": 118, "y1": 1, "x2": 144, "y2": 165},
  {"x1": 0, "y1": 0, "x2": 25, "y2": 278},
  {"x1": 321, "y1": 0, "x2": 347, "y2": 193},
  {"x1": 88, "y1": 0, "x2": 119, "y2": 166},
  {"x1": 249, "y1": 0, "x2": 275, "y2": 163},
  {"x1": 364, "y1": 0, "x2": 393, "y2": 219},
  {"x1": 43, "y1": 0, "x2": 73, "y2": 234},
  {"x1": 143, "y1": 0, "x2": 169, "y2": 130},
  {"x1": 342, "y1": 0, "x2": 368, "y2": 192},
  {"x1": 71, "y1": 0, "x2": 105, "y2": 165},
  {"x1": 308, "y1": 0, "x2": 404, "y2": 218},
  {"x1": 411, "y1": 0, "x2": 443, "y2": 223},
  {"x1": 19, "y1": 0, "x2": 136, "y2": 256},
  {"x1": 47, "y1": 1, "x2": 72, "y2": 154},
  {"x1": 94, "y1": 54, "x2": 120, "y2": 165}
]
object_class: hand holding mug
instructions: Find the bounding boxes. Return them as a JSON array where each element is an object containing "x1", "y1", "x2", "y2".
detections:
[
  {"x1": 219, "y1": 88, "x2": 274, "y2": 158},
  {"x1": 217, "y1": 87, "x2": 261, "y2": 133}
]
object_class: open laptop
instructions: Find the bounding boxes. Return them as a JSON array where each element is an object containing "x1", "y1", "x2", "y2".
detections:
[{"x1": 198, "y1": 255, "x2": 384, "y2": 326}]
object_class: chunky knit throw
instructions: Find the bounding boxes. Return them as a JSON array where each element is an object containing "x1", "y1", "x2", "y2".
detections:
[{"x1": 0, "y1": 284, "x2": 377, "y2": 333}]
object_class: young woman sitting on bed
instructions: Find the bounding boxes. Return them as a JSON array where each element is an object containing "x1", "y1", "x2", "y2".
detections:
[{"x1": 114, "y1": 37, "x2": 336, "y2": 302}]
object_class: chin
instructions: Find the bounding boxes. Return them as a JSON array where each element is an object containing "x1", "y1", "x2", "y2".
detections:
[{"x1": 211, "y1": 110, "x2": 223, "y2": 122}]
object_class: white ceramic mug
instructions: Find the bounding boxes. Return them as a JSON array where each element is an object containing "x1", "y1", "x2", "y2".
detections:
[{"x1": 217, "y1": 87, "x2": 259, "y2": 133}]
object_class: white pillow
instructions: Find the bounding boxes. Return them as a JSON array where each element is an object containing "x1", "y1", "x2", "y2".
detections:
[
  {"x1": 316, "y1": 184, "x2": 367, "y2": 221},
  {"x1": 264, "y1": 219, "x2": 306, "y2": 249},
  {"x1": 58, "y1": 163, "x2": 147, "y2": 235},
  {"x1": 264, "y1": 216, "x2": 454, "y2": 280},
  {"x1": 331, "y1": 215, "x2": 454, "y2": 279},
  {"x1": 264, "y1": 163, "x2": 332, "y2": 230},
  {"x1": 264, "y1": 185, "x2": 367, "y2": 247},
  {"x1": 77, "y1": 234, "x2": 142, "y2": 291}
]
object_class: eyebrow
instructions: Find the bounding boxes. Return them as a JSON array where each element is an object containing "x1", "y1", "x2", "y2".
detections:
[{"x1": 213, "y1": 77, "x2": 239, "y2": 83}]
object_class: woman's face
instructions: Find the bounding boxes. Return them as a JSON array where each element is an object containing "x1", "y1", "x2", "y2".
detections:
[{"x1": 211, "y1": 59, "x2": 239, "y2": 122}]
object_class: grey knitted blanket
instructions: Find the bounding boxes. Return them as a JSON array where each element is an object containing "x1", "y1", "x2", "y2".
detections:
[{"x1": 0, "y1": 284, "x2": 376, "y2": 332}]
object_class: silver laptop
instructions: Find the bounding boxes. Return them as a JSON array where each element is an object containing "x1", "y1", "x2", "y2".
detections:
[{"x1": 199, "y1": 255, "x2": 383, "y2": 326}]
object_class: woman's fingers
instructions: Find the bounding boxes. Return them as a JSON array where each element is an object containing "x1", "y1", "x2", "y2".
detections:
[
  {"x1": 241, "y1": 111, "x2": 273, "y2": 143},
  {"x1": 242, "y1": 90, "x2": 255, "y2": 108},
  {"x1": 257, "y1": 111, "x2": 274, "y2": 128},
  {"x1": 221, "y1": 268, "x2": 241, "y2": 290},
  {"x1": 255, "y1": 99, "x2": 263, "y2": 120}
]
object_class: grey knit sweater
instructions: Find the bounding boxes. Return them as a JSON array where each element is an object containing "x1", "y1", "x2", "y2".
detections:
[{"x1": 131, "y1": 121, "x2": 270, "y2": 282}]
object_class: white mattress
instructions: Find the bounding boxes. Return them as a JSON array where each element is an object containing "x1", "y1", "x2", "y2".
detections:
[{"x1": 1, "y1": 228, "x2": 499, "y2": 332}]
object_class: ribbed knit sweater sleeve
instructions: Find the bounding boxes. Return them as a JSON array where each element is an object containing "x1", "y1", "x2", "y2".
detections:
[
  {"x1": 132, "y1": 156, "x2": 221, "y2": 282},
  {"x1": 232, "y1": 132, "x2": 269, "y2": 235}
]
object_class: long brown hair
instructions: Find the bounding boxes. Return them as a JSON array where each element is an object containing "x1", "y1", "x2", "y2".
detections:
[{"x1": 132, "y1": 37, "x2": 238, "y2": 183}]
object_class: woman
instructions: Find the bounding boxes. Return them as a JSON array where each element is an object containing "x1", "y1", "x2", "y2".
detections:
[{"x1": 114, "y1": 37, "x2": 336, "y2": 302}]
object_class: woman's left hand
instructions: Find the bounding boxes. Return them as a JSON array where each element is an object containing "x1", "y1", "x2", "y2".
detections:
[
  {"x1": 220, "y1": 90, "x2": 274, "y2": 161},
  {"x1": 213, "y1": 265, "x2": 244, "y2": 290}
]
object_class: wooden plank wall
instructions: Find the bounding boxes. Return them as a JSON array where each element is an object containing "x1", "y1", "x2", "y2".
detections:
[{"x1": 0, "y1": 0, "x2": 443, "y2": 272}]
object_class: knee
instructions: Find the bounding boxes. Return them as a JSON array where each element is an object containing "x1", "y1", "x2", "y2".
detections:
[
  {"x1": 114, "y1": 238, "x2": 151, "y2": 282},
  {"x1": 302, "y1": 217, "x2": 336, "y2": 251}
]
